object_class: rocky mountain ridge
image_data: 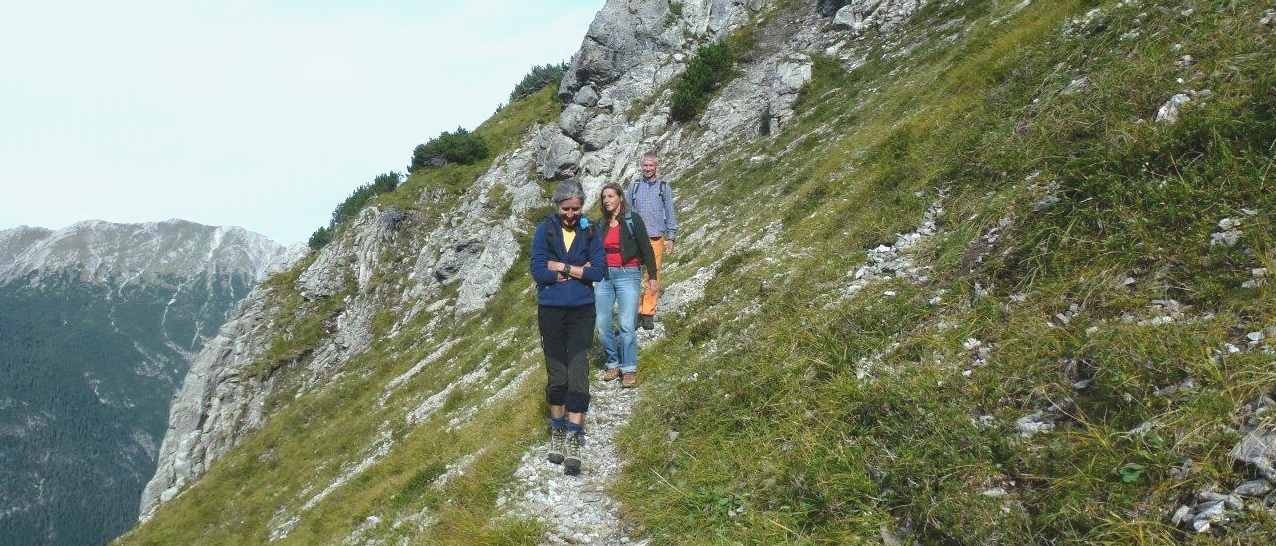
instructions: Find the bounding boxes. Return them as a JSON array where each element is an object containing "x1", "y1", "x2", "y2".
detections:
[{"x1": 0, "y1": 219, "x2": 300, "y2": 286}]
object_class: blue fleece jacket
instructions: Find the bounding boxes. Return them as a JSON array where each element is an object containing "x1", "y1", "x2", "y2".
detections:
[{"x1": 530, "y1": 213, "x2": 606, "y2": 307}]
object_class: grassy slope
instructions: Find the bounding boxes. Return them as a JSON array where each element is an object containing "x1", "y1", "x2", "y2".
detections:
[
  {"x1": 115, "y1": 0, "x2": 1275, "y2": 544},
  {"x1": 616, "y1": 0, "x2": 1275, "y2": 544}
]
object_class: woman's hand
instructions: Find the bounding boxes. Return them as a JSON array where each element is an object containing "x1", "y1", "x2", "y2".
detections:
[
  {"x1": 547, "y1": 261, "x2": 569, "y2": 281},
  {"x1": 647, "y1": 278, "x2": 660, "y2": 294}
]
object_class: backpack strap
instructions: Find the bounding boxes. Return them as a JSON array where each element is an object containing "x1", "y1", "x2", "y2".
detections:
[
  {"x1": 630, "y1": 179, "x2": 671, "y2": 229},
  {"x1": 623, "y1": 211, "x2": 636, "y2": 240}
]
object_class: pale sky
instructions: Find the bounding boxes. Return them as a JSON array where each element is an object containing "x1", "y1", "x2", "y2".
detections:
[{"x1": 0, "y1": 0, "x2": 604, "y2": 245}]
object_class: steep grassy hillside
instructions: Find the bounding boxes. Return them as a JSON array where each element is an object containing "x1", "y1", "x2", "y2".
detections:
[
  {"x1": 614, "y1": 1, "x2": 1276, "y2": 543},
  {"x1": 116, "y1": 0, "x2": 1274, "y2": 544}
]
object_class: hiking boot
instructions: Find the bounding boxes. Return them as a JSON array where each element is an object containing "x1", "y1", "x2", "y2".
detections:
[
  {"x1": 563, "y1": 430, "x2": 584, "y2": 476},
  {"x1": 621, "y1": 372, "x2": 638, "y2": 388},
  {"x1": 639, "y1": 314, "x2": 655, "y2": 330},
  {"x1": 547, "y1": 424, "x2": 567, "y2": 465},
  {"x1": 602, "y1": 367, "x2": 621, "y2": 381}
]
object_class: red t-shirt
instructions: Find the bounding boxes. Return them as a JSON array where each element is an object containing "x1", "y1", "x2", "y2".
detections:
[{"x1": 605, "y1": 224, "x2": 640, "y2": 267}]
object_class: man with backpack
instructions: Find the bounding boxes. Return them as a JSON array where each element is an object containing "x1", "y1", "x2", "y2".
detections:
[{"x1": 626, "y1": 152, "x2": 678, "y2": 330}]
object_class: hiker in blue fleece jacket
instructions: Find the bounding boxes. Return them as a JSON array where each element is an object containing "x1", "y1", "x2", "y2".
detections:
[{"x1": 530, "y1": 178, "x2": 605, "y2": 475}]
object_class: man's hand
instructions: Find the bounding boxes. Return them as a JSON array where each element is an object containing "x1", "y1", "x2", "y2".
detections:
[{"x1": 663, "y1": 240, "x2": 675, "y2": 255}]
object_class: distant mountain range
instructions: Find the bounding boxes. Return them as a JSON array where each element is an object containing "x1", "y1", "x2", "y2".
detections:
[{"x1": 0, "y1": 220, "x2": 302, "y2": 546}]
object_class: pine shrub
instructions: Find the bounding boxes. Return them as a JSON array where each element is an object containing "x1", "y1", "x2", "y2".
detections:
[
  {"x1": 670, "y1": 42, "x2": 736, "y2": 122},
  {"x1": 308, "y1": 172, "x2": 404, "y2": 250},
  {"x1": 408, "y1": 127, "x2": 489, "y2": 172},
  {"x1": 508, "y1": 62, "x2": 569, "y2": 103}
]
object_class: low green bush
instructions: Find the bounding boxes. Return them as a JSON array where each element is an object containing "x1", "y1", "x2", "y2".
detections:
[
  {"x1": 670, "y1": 41, "x2": 736, "y2": 122},
  {"x1": 409, "y1": 127, "x2": 489, "y2": 172},
  {"x1": 508, "y1": 62, "x2": 569, "y2": 103}
]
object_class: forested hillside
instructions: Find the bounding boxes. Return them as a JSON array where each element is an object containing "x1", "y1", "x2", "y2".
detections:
[{"x1": 0, "y1": 222, "x2": 287, "y2": 546}]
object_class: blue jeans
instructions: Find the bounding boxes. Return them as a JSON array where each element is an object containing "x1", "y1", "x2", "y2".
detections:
[{"x1": 594, "y1": 266, "x2": 642, "y2": 373}]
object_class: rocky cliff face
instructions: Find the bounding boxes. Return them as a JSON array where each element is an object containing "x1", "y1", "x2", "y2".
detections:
[
  {"x1": 0, "y1": 219, "x2": 297, "y2": 546},
  {"x1": 546, "y1": 0, "x2": 804, "y2": 183},
  {"x1": 139, "y1": 153, "x2": 547, "y2": 519},
  {"x1": 542, "y1": 0, "x2": 927, "y2": 191}
]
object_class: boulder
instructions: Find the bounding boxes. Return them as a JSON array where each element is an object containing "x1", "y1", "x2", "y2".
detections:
[
  {"x1": 536, "y1": 126, "x2": 582, "y2": 180},
  {"x1": 559, "y1": 103, "x2": 591, "y2": 138},
  {"x1": 1231, "y1": 429, "x2": 1276, "y2": 481}
]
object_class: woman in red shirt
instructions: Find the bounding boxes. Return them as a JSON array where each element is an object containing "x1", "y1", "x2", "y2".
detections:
[{"x1": 594, "y1": 182, "x2": 659, "y2": 388}]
